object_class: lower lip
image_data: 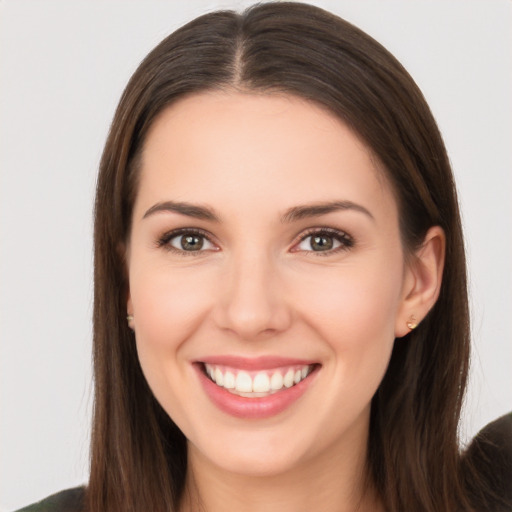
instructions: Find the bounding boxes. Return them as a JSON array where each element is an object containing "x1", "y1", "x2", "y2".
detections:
[{"x1": 195, "y1": 364, "x2": 319, "y2": 419}]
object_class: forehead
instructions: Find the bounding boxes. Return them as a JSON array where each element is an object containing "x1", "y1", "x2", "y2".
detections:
[{"x1": 135, "y1": 91, "x2": 397, "y2": 222}]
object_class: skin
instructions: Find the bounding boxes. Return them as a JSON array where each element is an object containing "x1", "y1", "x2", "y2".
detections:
[{"x1": 126, "y1": 92, "x2": 444, "y2": 512}]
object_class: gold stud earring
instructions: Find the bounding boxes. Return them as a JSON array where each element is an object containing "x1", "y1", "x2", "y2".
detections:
[
  {"x1": 406, "y1": 316, "x2": 418, "y2": 330},
  {"x1": 127, "y1": 314, "x2": 134, "y2": 323}
]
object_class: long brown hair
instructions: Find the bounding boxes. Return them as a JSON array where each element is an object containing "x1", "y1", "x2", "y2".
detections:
[{"x1": 90, "y1": 3, "x2": 472, "y2": 511}]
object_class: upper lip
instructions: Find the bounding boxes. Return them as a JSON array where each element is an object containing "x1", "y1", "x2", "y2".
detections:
[{"x1": 196, "y1": 355, "x2": 318, "y2": 371}]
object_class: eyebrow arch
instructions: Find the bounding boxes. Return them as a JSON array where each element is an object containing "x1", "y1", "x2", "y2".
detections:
[
  {"x1": 142, "y1": 199, "x2": 374, "y2": 224},
  {"x1": 281, "y1": 200, "x2": 375, "y2": 223},
  {"x1": 143, "y1": 201, "x2": 220, "y2": 222}
]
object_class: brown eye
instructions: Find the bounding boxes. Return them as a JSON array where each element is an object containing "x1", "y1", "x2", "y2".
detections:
[
  {"x1": 310, "y1": 234, "x2": 334, "y2": 251},
  {"x1": 161, "y1": 229, "x2": 216, "y2": 253},
  {"x1": 179, "y1": 234, "x2": 204, "y2": 251},
  {"x1": 297, "y1": 233, "x2": 340, "y2": 252},
  {"x1": 295, "y1": 229, "x2": 354, "y2": 254}
]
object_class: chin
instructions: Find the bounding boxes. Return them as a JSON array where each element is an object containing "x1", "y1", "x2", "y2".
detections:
[{"x1": 198, "y1": 442, "x2": 308, "y2": 478}]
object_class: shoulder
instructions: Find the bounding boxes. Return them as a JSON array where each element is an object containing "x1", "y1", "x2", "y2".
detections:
[
  {"x1": 14, "y1": 487, "x2": 85, "y2": 512},
  {"x1": 462, "y1": 412, "x2": 512, "y2": 511}
]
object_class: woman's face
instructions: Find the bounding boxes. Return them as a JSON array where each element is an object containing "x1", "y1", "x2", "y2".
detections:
[{"x1": 126, "y1": 92, "x2": 415, "y2": 478}]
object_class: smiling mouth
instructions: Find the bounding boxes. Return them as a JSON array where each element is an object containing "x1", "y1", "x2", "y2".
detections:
[{"x1": 201, "y1": 362, "x2": 316, "y2": 398}]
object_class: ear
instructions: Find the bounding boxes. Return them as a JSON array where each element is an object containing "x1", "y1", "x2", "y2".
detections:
[
  {"x1": 127, "y1": 296, "x2": 135, "y2": 330},
  {"x1": 395, "y1": 226, "x2": 445, "y2": 338}
]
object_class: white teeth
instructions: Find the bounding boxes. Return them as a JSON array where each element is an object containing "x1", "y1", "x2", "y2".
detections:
[
  {"x1": 252, "y1": 372, "x2": 270, "y2": 393},
  {"x1": 214, "y1": 367, "x2": 224, "y2": 387},
  {"x1": 224, "y1": 370, "x2": 235, "y2": 389},
  {"x1": 283, "y1": 369, "x2": 294, "y2": 388},
  {"x1": 204, "y1": 363, "x2": 314, "y2": 396},
  {"x1": 235, "y1": 371, "x2": 252, "y2": 392},
  {"x1": 270, "y1": 371, "x2": 283, "y2": 390}
]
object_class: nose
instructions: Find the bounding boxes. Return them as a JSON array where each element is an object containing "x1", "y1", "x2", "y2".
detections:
[{"x1": 213, "y1": 251, "x2": 292, "y2": 341}]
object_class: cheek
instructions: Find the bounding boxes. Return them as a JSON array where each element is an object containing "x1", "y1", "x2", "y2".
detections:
[
  {"x1": 130, "y1": 263, "x2": 212, "y2": 342},
  {"x1": 298, "y1": 262, "x2": 402, "y2": 340},
  {"x1": 297, "y1": 265, "x2": 402, "y2": 440},
  {"x1": 128, "y1": 263, "x2": 214, "y2": 394},
  {"x1": 293, "y1": 259, "x2": 403, "y2": 392},
  {"x1": 128, "y1": 265, "x2": 221, "y2": 435}
]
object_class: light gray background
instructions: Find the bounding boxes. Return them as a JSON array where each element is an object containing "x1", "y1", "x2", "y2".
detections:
[{"x1": 1, "y1": 1, "x2": 510, "y2": 510}]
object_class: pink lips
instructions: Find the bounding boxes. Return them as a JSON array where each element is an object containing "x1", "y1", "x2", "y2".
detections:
[{"x1": 194, "y1": 356, "x2": 319, "y2": 419}]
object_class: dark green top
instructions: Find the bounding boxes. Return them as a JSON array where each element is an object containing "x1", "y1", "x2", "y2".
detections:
[
  {"x1": 15, "y1": 487, "x2": 84, "y2": 512},
  {"x1": 14, "y1": 413, "x2": 512, "y2": 512}
]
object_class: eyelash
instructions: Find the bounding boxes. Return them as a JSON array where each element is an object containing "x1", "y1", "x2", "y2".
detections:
[{"x1": 156, "y1": 226, "x2": 354, "y2": 257}]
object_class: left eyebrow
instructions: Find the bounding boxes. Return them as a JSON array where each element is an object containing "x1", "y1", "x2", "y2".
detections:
[
  {"x1": 142, "y1": 201, "x2": 220, "y2": 222},
  {"x1": 281, "y1": 200, "x2": 375, "y2": 223}
]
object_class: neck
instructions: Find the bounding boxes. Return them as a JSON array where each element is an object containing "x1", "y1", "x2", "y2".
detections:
[{"x1": 180, "y1": 425, "x2": 383, "y2": 512}]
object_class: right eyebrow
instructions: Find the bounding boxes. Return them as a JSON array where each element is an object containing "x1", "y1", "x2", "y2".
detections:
[
  {"x1": 142, "y1": 201, "x2": 220, "y2": 222},
  {"x1": 280, "y1": 200, "x2": 375, "y2": 223}
]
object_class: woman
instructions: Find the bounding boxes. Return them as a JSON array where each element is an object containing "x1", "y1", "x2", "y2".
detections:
[{"x1": 15, "y1": 2, "x2": 511, "y2": 511}]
